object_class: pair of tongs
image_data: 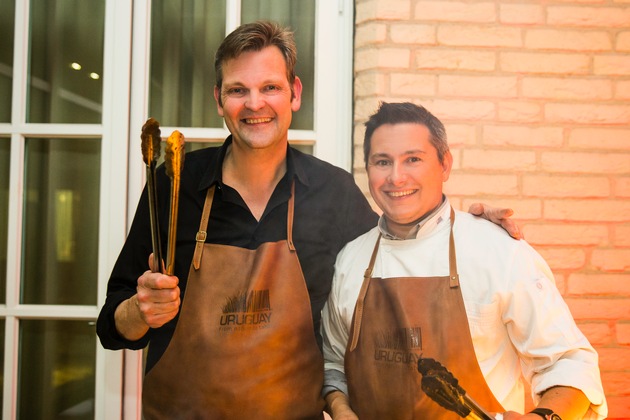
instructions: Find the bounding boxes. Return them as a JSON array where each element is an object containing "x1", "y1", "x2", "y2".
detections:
[
  {"x1": 140, "y1": 118, "x2": 185, "y2": 275},
  {"x1": 417, "y1": 357, "x2": 499, "y2": 420}
]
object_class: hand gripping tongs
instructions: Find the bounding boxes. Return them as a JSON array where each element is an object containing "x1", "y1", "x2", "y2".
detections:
[{"x1": 417, "y1": 357, "x2": 501, "y2": 420}]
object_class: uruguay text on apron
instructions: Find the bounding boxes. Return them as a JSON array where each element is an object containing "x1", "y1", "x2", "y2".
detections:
[
  {"x1": 345, "y1": 208, "x2": 504, "y2": 419},
  {"x1": 142, "y1": 183, "x2": 325, "y2": 419}
]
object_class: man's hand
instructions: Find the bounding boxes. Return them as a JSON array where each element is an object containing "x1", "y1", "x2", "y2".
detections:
[
  {"x1": 114, "y1": 254, "x2": 181, "y2": 341},
  {"x1": 136, "y1": 269, "x2": 181, "y2": 329},
  {"x1": 468, "y1": 203, "x2": 522, "y2": 240}
]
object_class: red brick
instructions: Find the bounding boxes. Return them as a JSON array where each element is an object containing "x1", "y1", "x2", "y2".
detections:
[
  {"x1": 355, "y1": 72, "x2": 388, "y2": 98},
  {"x1": 415, "y1": 49, "x2": 496, "y2": 71},
  {"x1": 355, "y1": 48, "x2": 411, "y2": 72},
  {"x1": 591, "y1": 249, "x2": 630, "y2": 271},
  {"x1": 547, "y1": 6, "x2": 630, "y2": 27},
  {"x1": 524, "y1": 224, "x2": 608, "y2": 246},
  {"x1": 569, "y1": 128, "x2": 630, "y2": 150},
  {"x1": 568, "y1": 273, "x2": 630, "y2": 296},
  {"x1": 499, "y1": 4, "x2": 544, "y2": 25},
  {"x1": 601, "y1": 371, "x2": 630, "y2": 397},
  {"x1": 462, "y1": 149, "x2": 536, "y2": 171},
  {"x1": 578, "y1": 322, "x2": 614, "y2": 346},
  {"x1": 594, "y1": 55, "x2": 630, "y2": 76},
  {"x1": 497, "y1": 101, "x2": 542, "y2": 122},
  {"x1": 617, "y1": 80, "x2": 630, "y2": 99},
  {"x1": 413, "y1": 1, "x2": 495, "y2": 23},
  {"x1": 483, "y1": 125, "x2": 563, "y2": 147},
  {"x1": 525, "y1": 29, "x2": 612, "y2": 51},
  {"x1": 565, "y1": 298, "x2": 630, "y2": 320},
  {"x1": 390, "y1": 23, "x2": 435, "y2": 44},
  {"x1": 541, "y1": 152, "x2": 630, "y2": 174},
  {"x1": 444, "y1": 124, "x2": 476, "y2": 147},
  {"x1": 445, "y1": 173, "x2": 518, "y2": 195},
  {"x1": 543, "y1": 199, "x2": 630, "y2": 222},
  {"x1": 615, "y1": 177, "x2": 630, "y2": 198},
  {"x1": 355, "y1": 22, "x2": 387, "y2": 47},
  {"x1": 545, "y1": 103, "x2": 630, "y2": 124},
  {"x1": 537, "y1": 248, "x2": 587, "y2": 270},
  {"x1": 617, "y1": 322, "x2": 630, "y2": 345},
  {"x1": 617, "y1": 31, "x2": 630, "y2": 51},
  {"x1": 613, "y1": 224, "x2": 630, "y2": 247},
  {"x1": 439, "y1": 75, "x2": 518, "y2": 98},
  {"x1": 523, "y1": 175, "x2": 610, "y2": 198},
  {"x1": 522, "y1": 78, "x2": 612, "y2": 100},
  {"x1": 438, "y1": 25, "x2": 521, "y2": 47},
  {"x1": 390, "y1": 73, "x2": 436, "y2": 96},
  {"x1": 428, "y1": 99, "x2": 496, "y2": 120},
  {"x1": 500, "y1": 52, "x2": 589, "y2": 75},
  {"x1": 597, "y1": 347, "x2": 630, "y2": 370},
  {"x1": 604, "y1": 396, "x2": 630, "y2": 419},
  {"x1": 355, "y1": 1, "x2": 412, "y2": 24}
]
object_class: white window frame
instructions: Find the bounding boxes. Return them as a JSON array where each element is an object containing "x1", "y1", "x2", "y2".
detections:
[{"x1": 1, "y1": 1, "x2": 132, "y2": 419}]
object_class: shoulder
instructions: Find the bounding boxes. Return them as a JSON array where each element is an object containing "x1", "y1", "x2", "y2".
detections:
[
  {"x1": 452, "y1": 210, "x2": 553, "y2": 279},
  {"x1": 335, "y1": 227, "x2": 380, "y2": 270}
]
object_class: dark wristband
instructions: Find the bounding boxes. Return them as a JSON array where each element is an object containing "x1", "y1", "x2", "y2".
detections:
[{"x1": 529, "y1": 408, "x2": 562, "y2": 420}]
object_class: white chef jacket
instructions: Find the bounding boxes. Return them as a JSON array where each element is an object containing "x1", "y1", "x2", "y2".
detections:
[{"x1": 321, "y1": 198, "x2": 607, "y2": 419}]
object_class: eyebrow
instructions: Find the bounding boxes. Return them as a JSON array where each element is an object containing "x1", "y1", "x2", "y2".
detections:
[{"x1": 369, "y1": 150, "x2": 427, "y2": 159}]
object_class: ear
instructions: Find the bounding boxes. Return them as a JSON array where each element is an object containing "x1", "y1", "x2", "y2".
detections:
[
  {"x1": 442, "y1": 151, "x2": 453, "y2": 182},
  {"x1": 214, "y1": 86, "x2": 224, "y2": 117},
  {"x1": 291, "y1": 76, "x2": 303, "y2": 112}
]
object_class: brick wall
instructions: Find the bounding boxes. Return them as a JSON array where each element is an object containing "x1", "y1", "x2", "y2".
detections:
[{"x1": 352, "y1": 0, "x2": 630, "y2": 417}]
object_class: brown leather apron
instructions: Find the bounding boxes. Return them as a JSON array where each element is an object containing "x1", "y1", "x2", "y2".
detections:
[
  {"x1": 142, "y1": 183, "x2": 325, "y2": 419},
  {"x1": 345, "y1": 209, "x2": 504, "y2": 419}
]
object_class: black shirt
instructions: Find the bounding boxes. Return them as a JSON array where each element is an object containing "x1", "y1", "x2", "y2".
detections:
[{"x1": 96, "y1": 136, "x2": 378, "y2": 371}]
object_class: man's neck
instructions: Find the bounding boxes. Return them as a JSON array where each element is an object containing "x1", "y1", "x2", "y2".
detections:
[{"x1": 222, "y1": 143, "x2": 288, "y2": 221}]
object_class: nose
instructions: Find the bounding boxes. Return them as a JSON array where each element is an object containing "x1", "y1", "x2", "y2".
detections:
[
  {"x1": 245, "y1": 91, "x2": 265, "y2": 111},
  {"x1": 387, "y1": 162, "x2": 407, "y2": 185}
]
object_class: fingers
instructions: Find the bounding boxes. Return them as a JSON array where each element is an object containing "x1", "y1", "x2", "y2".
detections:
[
  {"x1": 468, "y1": 203, "x2": 523, "y2": 240},
  {"x1": 467, "y1": 202, "x2": 485, "y2": 216},
  {"x1": 136, "y1": 270, "x2": 180, "y2": 328}
]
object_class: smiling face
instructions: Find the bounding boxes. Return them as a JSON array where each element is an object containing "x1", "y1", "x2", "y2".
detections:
[
  {"x1": 367, "y1": 123, "x2": 453, "y2": 238},
  {"x1": 214, "y1": 46, "x2": 302, "y2": 154}
]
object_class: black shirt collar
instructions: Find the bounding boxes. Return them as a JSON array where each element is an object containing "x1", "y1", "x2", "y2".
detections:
[{"x1": 197, "y1": 135, "x2": 310, "y2": 192}]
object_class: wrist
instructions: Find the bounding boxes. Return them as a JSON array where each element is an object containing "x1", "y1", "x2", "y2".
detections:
[{"x1": 529, "y1": 408, "x2": 562, "y2": 420}]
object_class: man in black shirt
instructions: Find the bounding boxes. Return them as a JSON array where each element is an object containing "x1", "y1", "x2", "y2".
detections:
[{"x1": 96, "y1": 21, "x2": 518, "y2": 419}]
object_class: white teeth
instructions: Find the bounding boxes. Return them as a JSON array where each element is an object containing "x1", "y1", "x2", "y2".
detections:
[
  {"x1": 245, "y1": 117, "x2": 272, "y2": 124},
  {"x1": 388, "y1": 190, "x2": 414, "y2": 197}
]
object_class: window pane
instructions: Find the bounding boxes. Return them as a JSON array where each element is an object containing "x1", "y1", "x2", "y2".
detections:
[
  {"x1": 0, "y1": 138, "x2": 8, "y2": 303},
  {"x1": 149, "y1": 0, "x2": 226, "y2": 128},
  {"x1": 22, "y1": 138, "x2": 100, "y2": 305},
  {"x1": 27, "y1": 0, "x2": 105, "y2": 123},
  {"x1": 18, "y1": 320, "x2": 95, "y2": 420},
  {"x1": 241, "y1": 0, "x2": 315, "y2": 130},
  {"x1": 0, "y1": 0, "x2": 15, "y2": 123}
]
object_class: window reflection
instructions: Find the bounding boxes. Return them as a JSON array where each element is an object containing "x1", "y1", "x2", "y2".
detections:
[
  {"x1": 149, "y1": 0, "x2": 316, "y2": 131},
  {"x1": 0, "y1": 139, "x2": 8, "y2": 304},
  {"x1": 22, "y1": 138, "x2": 100, "y2": 305},
  {"x1": 27, "y1": 0, "x2": 105, "y2": 123},
  {"x1": 241, "y1": 0, "x2": 315, "y2": 130},
  {"x1": 19, "y1": 320, "x2": 95, "y2": 420},
  {"x1": 0, "y1": 0, "x2": 15, "y2": 123},
  {"x1": 150, "y1": 0, "x2": 226, "y2": 128}
]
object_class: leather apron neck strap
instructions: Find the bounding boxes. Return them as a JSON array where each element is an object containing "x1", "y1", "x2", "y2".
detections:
[
  {"x1": 192, "y1": 181, "x2": 296, "y2": 270},
  {"x1": 349, "y1": 207, "x2": 458, "y2": 352}
]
